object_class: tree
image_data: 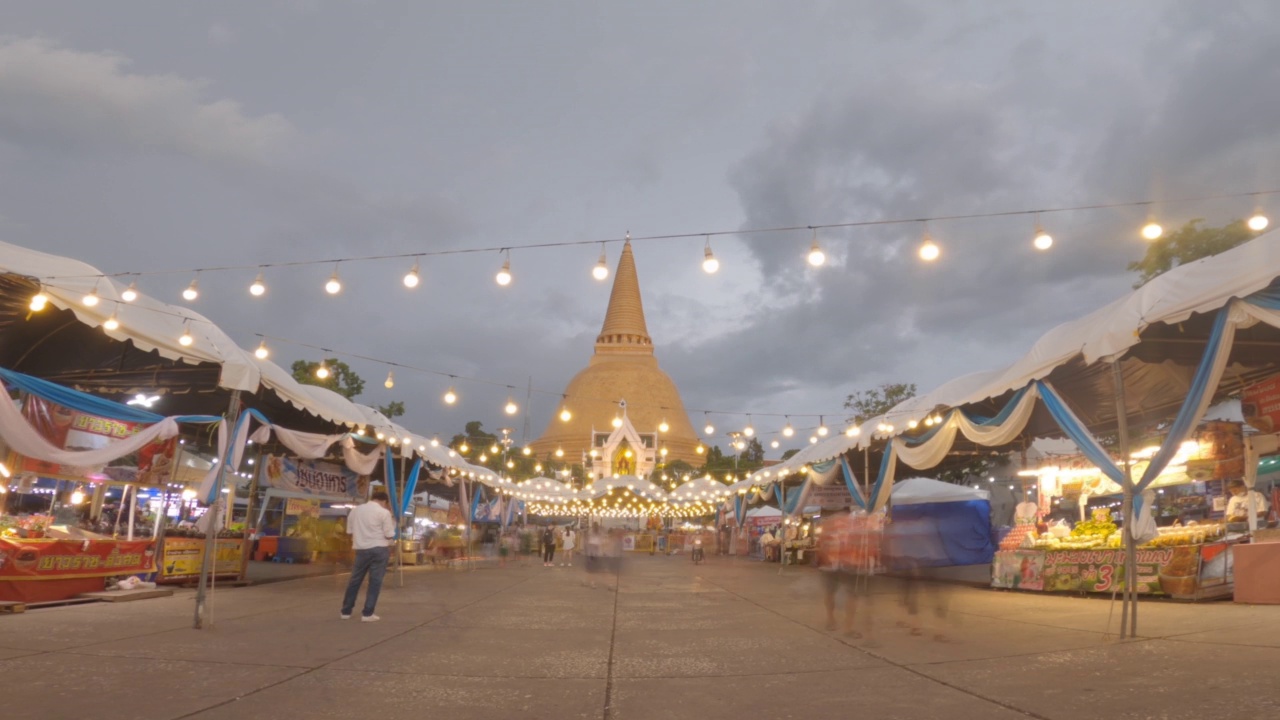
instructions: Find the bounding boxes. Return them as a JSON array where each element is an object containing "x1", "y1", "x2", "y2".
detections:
[
  {"x1": 290, "y1": 358, "x2": 366, "y2": 400},
  {"x1": 845, "y1": 382, "x2": 917, "y2": 423},
  {"x1": 741, "y1": 437, "x2": 765, "y2": 465},
  {"x1": 1128, "y1": 218, "x2": 1260, "y2": 288},
  {"x1": 377, "y1": 401, "x2": 405, "y2": 419},
  {"x1": 780, "y1": 448, "x2": 801, "y2": 461}
]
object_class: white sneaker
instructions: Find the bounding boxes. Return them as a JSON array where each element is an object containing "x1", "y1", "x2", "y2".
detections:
[
  {"x1": 361, "y1": 614, "x2": 381, "y2": 623},
  {"x1": 340, "y1": 613, "x2": 351, "y2": 620}
]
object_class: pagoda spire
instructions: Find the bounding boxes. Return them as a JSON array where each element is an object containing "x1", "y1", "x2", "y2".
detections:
[{"x1": 595, "y1": 238, "x2": 653, "y2": 355}]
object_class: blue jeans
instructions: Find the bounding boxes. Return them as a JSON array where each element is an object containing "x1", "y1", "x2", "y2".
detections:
[{"x1": 342, "y1": 546, "x2": 390, "y2": 617}]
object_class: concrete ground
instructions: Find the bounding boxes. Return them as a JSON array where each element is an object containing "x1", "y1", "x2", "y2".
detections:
[{"x1": 1, "y1": 554, "x2": 1277, "y2": 720}]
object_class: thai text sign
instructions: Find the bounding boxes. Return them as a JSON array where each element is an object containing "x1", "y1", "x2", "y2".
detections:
[
  {"x1": 159, "y1": 538, "x2": 244, "y2": 580},
  {"x1": 0, "y1": 538, "x2": 156, "y2": 580},
  {"x1": 261, "y1": 455, "x2": 364, "y2": 499}
]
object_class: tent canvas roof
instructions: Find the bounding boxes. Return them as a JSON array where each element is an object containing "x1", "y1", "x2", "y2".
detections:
[{"x1": 891, "y1": 477, "x2": 991, "y2": 505}]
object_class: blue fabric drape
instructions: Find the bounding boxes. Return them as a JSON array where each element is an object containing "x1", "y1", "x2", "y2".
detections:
[
  {"x1": 1035, "y1": 381, "x2": 1128, "y2": 486},
  {"x1": 868, "y1": 448, "x2": 894, "y2": 510},
  {"x1": 0, "y1": 367, "x2": 220, "y2": 424},
  {"x1": 470, "y1": 482, "x2": 484, "y2": 522},
  {"x1": 1136, "y1": 307, "x2": 1230, "y2": 491},
  {"x1": 1246, "y1": 284, "x2": 1280, "y2": 310},
  {"x1": 384, "y1": 447, "x2": 400, "y2": 540},
  {"x1": 733, "y1": 495, "x2": 746, "y2": 527},
  {"x1": 839, "y1": 456, "x2": 868, "y2": 510},
  {"x1": 783, "y1": 480, "x2": 808, "y2": 515},
  {"x1": 399, "y1": 459, "x2": 422, "y2": 516}
]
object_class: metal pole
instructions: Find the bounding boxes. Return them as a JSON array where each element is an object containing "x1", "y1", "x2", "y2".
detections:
[
  {"x1": 194, "y1": 390, "x2": 241, "y2": 630},
  {"x1": 239, "y1": 454, "x2": 260, "y2": 582},
  {"x1": 1110, "y1": 361, "x2": 1137, "y2": 639},
  {"x1": 398, "y1": 452, "x2": 407, "y2": 588}
]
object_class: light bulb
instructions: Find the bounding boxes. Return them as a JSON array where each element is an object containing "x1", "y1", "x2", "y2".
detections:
[
  {"x1": 696, "y1": 445, "x2": 705, "y2": 455},
  {"x1": 1141, "y1": 222, "x2": 1163, "y2": 241},
  {"x1": 846, "y1": 425, "x2": 860, "y2": 437},
  {"x1": 555, "y1": 447, "x2": 564, "y2": 458},
  {"x1": 71, "y1": 490, "x2": 86, "y2": 505},
  {"x1": 431, "y1": 437, "x2": 440, "y2": 447},
  {"x1": 1248, "y1": 214, "x2": 1269, "y2": 231},
  {"x1": 384, "y1": 371, "x2": 394, "y2": 389},
  {"x1": 704, "y1": 423, "x2": 715, "y2": 435},
  {"x1": 782, "y1": 422, "x2": 794, "y2": 438},
  {"x1": 459, "y1": 442, "x2": 469, "y2": 453},
  {"x1": 121, "y1": 282, "x2": 138, "y2": 303},
  {"x1": 505, "y1": 397, "x2": 519, "y2": 415},
  {"x1": 179, "y1": 329, "x2": 194, "y2": 347},
  {"x1": 489, "y1": 444, "x2": 500, "y2": 454},
  {"x1": 29, "y1": 293, "x2": 49, "y2": 312},
  {"x1": 817, "y1": 423, "x2": 828, "y2": 437},
  {"x1": 593, "y1": 250, "x2": 609, "y2": 281},
  {"x1": 103, "y1": 313, "x2": 120, "y2": 331},
  {"x1": 254, "y1": 341, "x2": 269, "y2": 359},
  {"x1": 496, "y1": 257, "x2": 512, "y2": 286},
  {"x1": 807, "y1": 238, "x2": 825, "y2": 267},
  {"x1": 702, "y1": 245, "x2": 720, "y2": 274},
  {"x1": 325, "y1": 270, "x2": 342, "y2": 294},
  {"x1": 560, "y1": 407, "x2": 572, "y2": 422},
  {"x1": 403, "y1": 261, "x2": 421, "y2": 288},
  {"x1": 82, "y1": 291, "x2": 100, "y2": 307},
  {"x1": 612, "y1": 416, "x2": 623, "y2": 429},
  {"x1": 770, "y1": 440, "x2": 780, "y2": 448},
  {"x1": 908, "y1": 419, "x2": 919, "y2": 429},
  {"x1": 809, "y1": 436, "x2": 818, "y2": 444},
  {"x1": 316, "y1": 362, "x2": 330, "y2": 379},
  {"x1": 918, "y1": 234, "x2": 940, "y2": 261},
  {"x1": 248, "y1": 272, "x2": 267, "y2": 297},
  {"x1": 443, "y1": 387, "x2": 457, "y2": 405},
  {"x1": 522, "y1": 446, "x2": 531, "y2": 456},
  {"x1": 183, "y1": 278, "x2": 199, "y2": 301},
  {"x1": 658, "y1": 419, "x2": 669, "y2": 433},
  {"x1": 1033, "y1": 227, "x2": 1053, "y2": 251}
]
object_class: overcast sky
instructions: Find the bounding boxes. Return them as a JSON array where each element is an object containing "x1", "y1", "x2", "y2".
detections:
[{"x1": 1, "y1": 1, "x2": 1277, "y2": 456}]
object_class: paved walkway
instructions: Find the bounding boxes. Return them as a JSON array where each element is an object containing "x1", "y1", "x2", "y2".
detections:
[{"x1": 2, "y1": 555, "x2": 1278, "y2": 719}]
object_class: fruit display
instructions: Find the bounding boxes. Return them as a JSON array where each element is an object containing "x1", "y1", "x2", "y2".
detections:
[
  {"x1": 1144, "y1": 523, "x2": 1224, "y2": 548},
  {"x1": 1070, "y1": 517, "x2": 1117, "y2": 538},
  {"x1": 1000, "y1": 523, "x2": 1036, "y2": 551}
]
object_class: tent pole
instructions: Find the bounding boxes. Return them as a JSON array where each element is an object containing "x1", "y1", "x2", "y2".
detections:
[
  {"x1": 398, "y1": 453, "x2": 407, "y2": 588},
  {"x1": 194, "y1": 390, "x2": 241, "y2": 630},
  {"x1": 1110, "y1": 361, "x2": 1137, "y2": 639}
]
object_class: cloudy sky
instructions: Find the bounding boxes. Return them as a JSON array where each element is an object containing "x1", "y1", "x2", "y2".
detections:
[{"x1": 1, "y1": 1, "x2": 1277, "y2": 455}]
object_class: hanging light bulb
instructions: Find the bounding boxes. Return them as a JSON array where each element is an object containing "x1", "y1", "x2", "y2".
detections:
[
  {"x1": 770, "y1": 439, "x2": 780, "y2": 449},
  {"x1": 782, "y1": 417, "x2": 795, "y2": 438},
  {"x1": 178, "y1": 322, "x2": 194, "y2": 347},
  {"x1": 1033, "y1": 215, "x2": 1053, "y2": 250},
  {"x1": 495, "y1": 250, "x2": 512, "y2": 286},
  {"x1": 809, "y1": 436, "x2": 818, "y2": 444},
  {"x1": 1141, "y1": 220, "x2": 1163, "y2": 241},
  {"x1": 489, "y1": 444, "x2": 500, "y2": 455},
  {"x1": 505, "y1": 397, "x2": 519, "y2": 415},
  {"x1": 82, "y1": 289, "x2": 100, "y2": 307},
  {"x1": 1248, "y1": 213, "x2": 1269, "y2": 232},
  {"x1": 807, "y1": 228, "x2": 825, "y2": 267},
  {"x1": 559, "y1": 407, "x2": 572, "y2": 422},
  {"x1": 249, "y1": 272, "x2": 267, "y2": 296},
  {"x1": 555, "y1": 447, "x2": 564, "y2": 458},
  {"x1": 325, "y1": 266, "x2": 342, "y2": 294},
  {"x1": 384, "y1": 371, "x2": 395, "y2": 389},
  {"x1": 701, "y1": 237, "x2": 720, "y2": 274},
  {"x1": 918, "y1": 227, "x2": 940, "y2": 262},
  {"x1": 121, "y1": 281, "x2": 139, "y2": 303},
  {"x1": 315, "y1": 361, "x2": 330, "y2": 379},
  {"x1": 29, "y1": 292, "x2": 49, "y2": 312},
  {"x1": 704, "y1": 413, "x2": 715, "y2": 435},
  {"x1": 907, "y1": 419, "x2": 919, "y2": 429},
  {"x1": 431, "y1": 437, "x2": 440, "y2": 447},
  {"x1": 611, "y1": 415, "x2": 623, "y2": 429},
  {"x1": 817, "y1": 417, "x2": 828, "y2": 437},
  {"x1": 845, "y1": 425, "x2": 860, "y2": 437},
  {"x1": 458, "y1": 441, "x2": 469, "y2": 453},
  {"x1": 70, "y1": 489, "x2": 86, "y2": 505},
  {"x1": 522, "y1": 446, "x2": 531, "y2": 456},
  {"x1": 443, "y1": 386, "x2": 457, "y2": 405},
  {"x1": 103, "y1": 311, "x2": 120, "y2": 331},
  {"x1": 696, "y1": 444, "x2": 705, "y2": 455},
  {"x1": 254, "y1": 340, "x2": 270, "y2": 359},
  {"x1": 658, "y1": 418, "x2": 670, "y2": 433},
  {"x1": 403, "y1": 260, "x2": 421, "y2": 288},
  {"x1": 182, "y1": 276, "x2": 200, "y2": 301},
  {"x1": 593, "y1": 241, "x2": 610, "y2": 281}
]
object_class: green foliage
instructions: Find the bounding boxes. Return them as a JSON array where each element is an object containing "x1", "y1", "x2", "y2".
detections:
[
  {"x1": 780, "y1": 448, "x2": 801, "y2": 461},
  {"x1": 741, "y1": 437, "x2": 765, "y2": 464},
  {"x1": 290, "y1": 358, "x2": 366, "y2": 399},
  {"x1": 1128, "y1": 218, "x2": 1260, "y2": 288},
  {"x1": 377, "y1": 400, "x2": 406, "y2": 419},
  {"x1": 844, "y1": 382, "x2": 917, "y2": 423}
]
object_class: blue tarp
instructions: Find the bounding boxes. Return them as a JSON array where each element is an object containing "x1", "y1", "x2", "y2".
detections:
[{"x1": 889, "y1": 500, "x2": 995, "y2": 567}]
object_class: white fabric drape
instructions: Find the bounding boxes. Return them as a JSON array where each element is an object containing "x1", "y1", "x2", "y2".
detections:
[
  {"x1": 892, "y1": 385, "x2": 1041, "y2": 469},
  {"x1": 198, "y1": 420, "x2": 229, "y2": 502},
  {"x1": 341, "y1": 436, "x2": 383, "y2": 476},
  {"x1": 0, "y1": 389, "x2": 180, "y2": 467},
  {"x1": 246, "y1": 423, "x2": 384, "y2": 476}
]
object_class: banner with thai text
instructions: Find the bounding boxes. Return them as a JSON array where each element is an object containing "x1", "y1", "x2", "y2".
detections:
[
  {"x1": 260, "y1": 455, "x2": 366, "y2": 500},
  {"x1": 0, "y1": 538, "x2": 156, "y2": 580}
]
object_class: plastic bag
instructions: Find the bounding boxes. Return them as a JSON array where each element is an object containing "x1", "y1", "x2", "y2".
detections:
[{"x1": 1048, "y1": 520, "x2": 1071, "y2": 539}]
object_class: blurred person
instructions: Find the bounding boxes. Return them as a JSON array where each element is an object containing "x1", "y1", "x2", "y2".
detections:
[
  {"x1": 816, "y1": 507, "x2": 858, "y2": 634},
  {"x1": 541, "y1": 524, "x2": 557, "y2": 567},
  {"x1": 561, "y1": 525, "x2": 576, "y2": 566},
  {"x1": 340, "y1": 490, "x2": 395, "y2": 622},
  {"x1": 886, "y1": 511, "x2": 950, "y2": 641}
]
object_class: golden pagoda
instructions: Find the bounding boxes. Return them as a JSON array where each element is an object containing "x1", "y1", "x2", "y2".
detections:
[{"x1": 527, "y1": 239, "x2": 702, "y2": 471}]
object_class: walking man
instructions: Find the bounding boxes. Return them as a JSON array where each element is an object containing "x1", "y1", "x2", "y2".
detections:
[
  {"x1": 541, "y1": 524, "x2": 556, "y2": 566},
  {"x1": 341, "y1": 490, "x2": 396, "y2": 622}
]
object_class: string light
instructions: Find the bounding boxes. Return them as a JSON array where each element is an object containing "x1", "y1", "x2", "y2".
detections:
[
  {"x1": 182, "y1": 276, "x2": 199, "y2": 301},
  {"x1": 403, "y1": 260, "x2": 421, "y2": 288},
  {"x1": 918, "y1": 226, "x2": 940, "y2": 262},
  {"x1": 744, "y1": 416, "x2": 755, "y2": 437},
  {"x1": 103, "y1": 311, "x2": 120, "y2": 331},
  {"x1": 658, "y1": 418, "x2": 669, "y2": 433},
  {"x1": 384, "y1": 371, "x2": 395, "y2": 389},
  {"x1": 178, "y1": 322, "x2": 194, "y2": 347},
  {"x1": 1249, "y1": 213, "x2": 1269, "y2": 231},
  {"x1": 29, "y1": 292, "x2": 49, "y2": 312},
  {"x1": 250, "y1": 272, "x2": 267, "y2": 296},
  {"x1": 443, "y1": 386, "x2": 458, "y2": 405},
  {"x1": 82, "y1": 289, "x2": 100, "y2": 307},
  {"x1": 316, "y1": 360, "x2": 330, "y2": 379},
  {"x1": 254, "y1": 341, "x2": 270, "y2": 359},
  {"x1": 701, "y1": 236, "x2": 719, "y2": 274},
  {"x1": 505, "y1": 397, "x2": 519, "y2": 415},
  {"x1": 782, "y1": 417, "x2": 794, "y2": 437},
  {"x1": 1141, "y1": 220, "x2": 1163, "y2": 241},
  {"x1": 703, "y1": 413, "x2": 714, "y2": 435},
  {"x1": 1033, "y1": 214, "x2": 1053, "y2": 250},
  {"x1": 325, "y1": 266, "x2": 343, "y2": 295},
  {"x1": 555, "y1": 447, "x2": 564, "y2": 458},
  {"x1": 120, "y1": 282, "x2": 138, "y2": 303},
  {"x1": 611, "y1": 415, "x2": 623, "y2": 429},
  {"x1": 817, "y1": 416, "x2": 828, "y2": 437},
  {"x1": 496, "y1": 250, "x2": 512, "y2": 286},
  {"x1": 845, "y1": 425, "x2": 860, "y2": 437},
  {"x1": 807, "y1": 228, "x2": 825, "y2": 267},
  {"x1": 593, "y1": 241, "x2": 610, "y2": 281},
  {"x1": 559, "y1": 407, "x2": 572, "y2": 422}
]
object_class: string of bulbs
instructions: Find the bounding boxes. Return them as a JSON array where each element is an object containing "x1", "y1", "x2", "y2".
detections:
[{"x1": 37, "y1": 190, "x2": 1278, "y2": 295}]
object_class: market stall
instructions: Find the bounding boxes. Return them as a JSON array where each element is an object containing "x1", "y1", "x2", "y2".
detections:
[{"x1": 890, "y1": 477, "x2": 995, "y2": 567}]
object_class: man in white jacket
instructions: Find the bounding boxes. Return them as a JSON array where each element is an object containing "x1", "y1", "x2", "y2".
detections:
[{"x1": 340, "y1": 490, "x2": 396, "y2": 622}]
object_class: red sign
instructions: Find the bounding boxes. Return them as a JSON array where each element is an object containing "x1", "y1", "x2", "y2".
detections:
[
  {"x1": 0, "y1": 538, "x2": 157, "y2": 580},
  {"x1": 1243, "y1": 374, "x2": 1280, "y2": 434},
  {"x1": 15, "y1": 396, "x2": 176, "y2": 484}
]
